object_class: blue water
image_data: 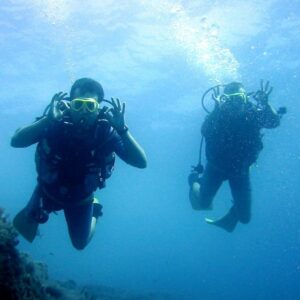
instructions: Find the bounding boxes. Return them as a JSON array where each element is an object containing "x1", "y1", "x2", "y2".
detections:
[{"x1": 1, "y1": 1, "x2": 300, "y2": 299}]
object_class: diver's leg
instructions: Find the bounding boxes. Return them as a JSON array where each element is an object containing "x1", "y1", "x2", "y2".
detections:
[
  {"x1": 190, "y1": 163, "x2": 224, "y2": 210},
  {"x1": 229, "y1": 169, "x2": 251, "y2": 224},
  {"x1": 204, "y1": 169, "x2": 250, "y2": 232},
  {"x1": 208, "y1": 171, "x2": 251, "y2": 233},
  {"x1": 64, "y1": 197, "x2": 102, "y2": 250},
  {"x1": 25, "y1": 185, "x2": 42, "y2": 212}
]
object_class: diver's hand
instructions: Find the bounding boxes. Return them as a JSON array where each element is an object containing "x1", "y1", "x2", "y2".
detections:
[
  {"x1": 104, "y1": 98, "x2": 126, "y2": 132},
  {"x1": 253, "y1": 80, "x2": 273, "y2": 107},
  {"x1": 49, "y1": 92, "x2": 70, "y2": 122},
  {"x1": 212, "y1": 86, "x2": 221, "y2": 103}
]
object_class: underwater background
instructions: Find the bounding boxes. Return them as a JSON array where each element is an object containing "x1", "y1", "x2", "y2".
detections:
[{"x1": 1, "y1": 0, "x2": 300, "y2": 299}]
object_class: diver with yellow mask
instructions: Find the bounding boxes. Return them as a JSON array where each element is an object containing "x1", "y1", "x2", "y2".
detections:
[
  {"x1": 189, "y1": 81, "x2": 285, "y2": 232},
  {"x1": 11, "y1": 78, "x2": 147, "y2": 249}
]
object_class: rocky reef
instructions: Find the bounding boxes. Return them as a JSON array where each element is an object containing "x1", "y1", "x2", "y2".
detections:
[
  {"x1": 0, "y1": 207, "x2": 96, "y2": 299},
  {"x1": 0, "y1": 208, "x2": 174, "y2": 300}
]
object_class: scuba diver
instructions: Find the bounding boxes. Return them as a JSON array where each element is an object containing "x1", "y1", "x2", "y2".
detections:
[
  {"x1": 11, "y1": 78, "x2": 147, "y2": 249},
  {"x1": 189, "y1": 80, "x2": 286, "y2": 232}
]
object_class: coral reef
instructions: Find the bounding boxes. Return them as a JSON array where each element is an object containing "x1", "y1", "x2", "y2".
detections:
[
  {"x1": 0, "y1": 207, "x2": 45, "y2": 299},
  {"x1": 0, "y1": 208, "x2": 174, "y2": 300},
  {"x1": 0, "y1": 208, "x2": 94, "y2": 300}
]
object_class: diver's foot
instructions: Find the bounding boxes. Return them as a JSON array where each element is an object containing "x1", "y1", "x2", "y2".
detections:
[{"x1": 30, "y1": 208, "x2": 49, "y2": 224}]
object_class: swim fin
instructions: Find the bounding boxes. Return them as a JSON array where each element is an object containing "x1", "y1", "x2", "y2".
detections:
[
  {"x1": 205, "y1": 207, "x2": 238, "y2": 233},
  {"x1": 13, "y1": 207, "x2": 39, "y2": 242}
]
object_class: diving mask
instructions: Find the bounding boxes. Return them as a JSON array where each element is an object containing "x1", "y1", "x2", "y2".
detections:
[
  {"x1": 223, "y1": 92, "x2": 247, "y2": 103},
  {"x1": 70, "y1": 98, "x2": 100, "y2": 113}
]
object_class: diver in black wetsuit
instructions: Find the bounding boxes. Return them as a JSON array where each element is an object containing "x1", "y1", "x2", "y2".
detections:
[
  {"x1": 189, "y1": 81, "x2": 282, "y2": 232},
  {"x1": 11, "y1": 78, "x2": 147, "y2": 249}
]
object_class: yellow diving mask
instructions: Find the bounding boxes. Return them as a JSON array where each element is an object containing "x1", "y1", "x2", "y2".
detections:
[
  {"x1": 70, "y1": 98, "x2": 100, "y2": 113},
  {"x1": 223, "y1": 92, "x2": 247, "y2": 103}
]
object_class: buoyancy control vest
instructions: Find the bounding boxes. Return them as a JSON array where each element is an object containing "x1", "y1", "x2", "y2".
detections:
[
  {"x1": 202, "y1": 104, "x2": 264, "y2": 171},
  {"x1": 35, "y1": 119, "x2": 116, "y2": 203}
]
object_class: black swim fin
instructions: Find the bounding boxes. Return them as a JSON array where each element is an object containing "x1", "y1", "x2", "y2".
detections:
[
  {"x1": 13, "y1": 207, "x2": 39, "y2": 242},
  {"x1": 205, "y1": 207, "x2": 238, "y2": 233}
]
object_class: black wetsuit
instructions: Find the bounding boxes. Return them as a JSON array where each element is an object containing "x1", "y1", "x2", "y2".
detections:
[
  {"x1": 28, "y1": 119, "x2": 127, "y2": 247},
  {"x1": 199, "y1": 102, "x2": 280, "y2": 223},
  {"x1": 36, "y1": 119, "x2": 127, "y2": 204}
]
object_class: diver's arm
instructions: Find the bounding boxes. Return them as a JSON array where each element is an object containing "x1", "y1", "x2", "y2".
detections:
[
  {"x1": 11, "y1": 117, "x2": 49, "y2": 148},
  {"x1": 118, "y1": 130, "x2": 147, "y2": 168},
  {"x1": 11, "y1": 92, "x2": 69, "y2": 148},
  {"x1": 257, "y1": 104, "x2": 280, "y2": 129},
  {"x1": 104, "y1": 98, "x2": 147, "y2": 168}
]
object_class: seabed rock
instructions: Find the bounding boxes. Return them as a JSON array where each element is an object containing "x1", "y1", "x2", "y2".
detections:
[{"x1": 0, "y1": 208, "x2": 175, "y2": 300}]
